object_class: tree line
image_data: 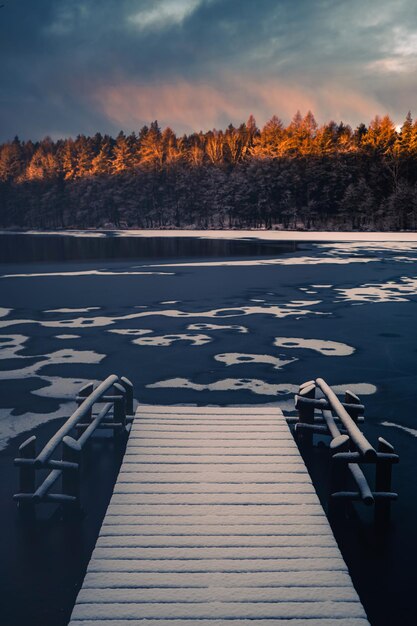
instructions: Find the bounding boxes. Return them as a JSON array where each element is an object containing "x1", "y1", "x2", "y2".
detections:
[{"x1": 1, "y1": 111, "x2": 417, "y2": 230}]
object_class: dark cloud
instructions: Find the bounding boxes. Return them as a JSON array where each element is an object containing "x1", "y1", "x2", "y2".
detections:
[{"x1": 1, "y1": 0, "x2": 417, "y2": 140}]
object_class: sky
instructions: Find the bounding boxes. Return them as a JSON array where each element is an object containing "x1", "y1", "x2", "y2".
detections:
[{"x1": 1, "y1": 0, "x2": 417, "y2": 141}]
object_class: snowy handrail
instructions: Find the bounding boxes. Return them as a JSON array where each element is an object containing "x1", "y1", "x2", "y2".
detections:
[
  {"x1": 13, "y1": 374, "x2": 134, "y2": 518},
  {"x1": 293, "y1": 378, "x2": 399, "y2": 526},
  {"x1": 316, "y1": 378, "x2": 376, "y2": 460}
]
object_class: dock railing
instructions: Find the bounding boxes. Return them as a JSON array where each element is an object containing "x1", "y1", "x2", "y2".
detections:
[
  {"x1": 13, "y1": 374, "x2": 134, "y2": 517},
  {"x1": 294, "y1": 377, "x2": 399, "y2": 525}
]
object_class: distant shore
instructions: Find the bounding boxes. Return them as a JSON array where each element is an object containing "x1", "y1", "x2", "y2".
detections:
[{"x1": 2, "y1": 228, "x2": 417, "y2": 242}]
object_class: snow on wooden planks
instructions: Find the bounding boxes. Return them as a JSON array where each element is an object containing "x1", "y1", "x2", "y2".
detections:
[{"x1": 69, "y1": 405, "x2": 369, "y2": 626}]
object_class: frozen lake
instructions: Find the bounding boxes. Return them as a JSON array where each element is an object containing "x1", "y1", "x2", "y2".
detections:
[
  {"x1": 1, "y1": 232, "x2": 417, "y2": 625},
  {"x1": 1, "y1": 233, "x2": 417, "y2": 449}
]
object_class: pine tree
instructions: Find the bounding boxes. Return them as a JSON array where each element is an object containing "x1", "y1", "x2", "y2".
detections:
[
  {"x1": 206, "y1": 130, "x2": 224, "y2": 164},
  {"x1": 58, "y1": 139, "x2": 77, "y2": 180},
  {"x1": 74, "y1": 135, "x2": 95, "y2": 177},
  {"x1": 139, "y1": 121, "x2": 164, "y2": 168},
  {"x1": 0, "y1": 137, "x2": 24, "y2": 182},
  {"x1": 112, "y1": 132, "x2": 133, "y2": 173},
  {"x1": 91, "y1": 136, "x2": 114, "y2": 175},
  {"x1": 224, "y1": 124, "x2": 243, "y2": 164},
  {"x1": 251, "y1": 116, "x2": 283, "y2": 159},
  {"x1": 398, "y1": 111, "x2": 413, "y2": 155},
  {"x1": 363, "y1": 115, "x2": 396, "y2": 154},
  {"x1": 162, "y1": 127, "x2": 181, "y2": 165}
]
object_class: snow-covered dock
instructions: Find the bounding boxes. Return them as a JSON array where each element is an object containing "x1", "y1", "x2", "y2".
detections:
[{"x1": 69, "y1": 405, "x2": 369, "y2": 625}]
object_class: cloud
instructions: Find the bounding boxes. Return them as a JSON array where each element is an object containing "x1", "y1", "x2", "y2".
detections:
[
  {"x1": 127, "y1": 0, "x2": 202, "y2": 32},
  {"x1": 1, "y1": 0, "x2": 417, "y2": 140},
  {"x1": 93, "y1": 74, "x2": 383, "y2": 132}
]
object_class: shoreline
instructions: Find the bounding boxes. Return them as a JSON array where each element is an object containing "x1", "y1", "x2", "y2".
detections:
[{"x1": 2, "y1": 228, "x2": 417, "y2": 241}]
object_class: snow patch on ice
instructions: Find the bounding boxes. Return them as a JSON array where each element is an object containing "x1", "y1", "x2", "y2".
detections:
[
  {"x1": 46, "y1": 307, "x2": 101, "y2": 313},
  {"x1": 148, "y1": 377, "x2": 377, "y2": 397},
  {"x1": 381, "y1": 421, "x2": 417, "y2": 438},
  {"x1": 0, "y1": 348, "x2": 105, "y2": 380},
  {"x1": 319, "y1": 241, "x2": 417, "y2": 252},
  {"x1": 147, "y1": 377, "x2": 298, "y2": 396},
  {"x1": 6, "y1": 228, "x2": 417, "y2": 242},
  {"x1": 55, "y1": 334, "x2": 81, "y2": 339},
  {"x1": 142, "y1": 256, "x2": 378, "y2": 268},
  {"x1": 274, "y1": 337, "x2": 355, "y2": 356},
  {"x1": 1, "y1": 229, "x2": 107, "y2": 238},
  {"x1": 134, "y1": 333, "x2": 212, "y2": 347},
  {"x1": 108, "y1": 328, "x2": 153, "y2": 336},
  {"x1": 1, "y1": 269, "x2": 174, "y2": 278},
  {"x1": 187, "y1": 323, "x2": 248, "y2": 334},
  {"x1": 215, "y1": 353, "x2": 297, "y2": 370},
  {"x1": 0, "y1": 308, "x2": 12, "y2": 318},
  {"x1": 0, "y1": 334, "x2": 29, "y2": 360},
  {"x1": 32, "y1": 377, "x2": 101, "y2": 399},
  {"x1": 332, "y1": 383, "x2": 377, "y2": 395},
  {"x1": 0, "y1": 401, "x2": 77, "y2": 451},
  {"x1": 337, "y1": 277, "x2": 417, "y2": 303},
  {"x1": 0, "y1": 301, "x2": 323, "y2": 330}
]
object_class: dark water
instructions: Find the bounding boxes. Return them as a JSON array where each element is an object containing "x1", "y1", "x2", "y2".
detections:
[
  {"x1": 0, "y1": 233, "x2": 297, "y2": 263},
  {"x1": 1, "y1": 233, "x2": 417, "y2": 625}
]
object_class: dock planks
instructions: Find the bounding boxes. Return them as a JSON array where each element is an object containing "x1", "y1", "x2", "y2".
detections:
[{"x1": 69, "y1": 405, "x2": 369, "y2": 625}]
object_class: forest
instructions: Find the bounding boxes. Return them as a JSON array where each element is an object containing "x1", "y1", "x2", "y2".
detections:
[{"x1": 1, "y1": 111, "x2": 417, "y2": 231}]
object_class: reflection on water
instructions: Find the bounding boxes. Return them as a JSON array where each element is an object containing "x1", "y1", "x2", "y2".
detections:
[{"x1": 0, "y1": 234, "x2": 298, "y2": 264}]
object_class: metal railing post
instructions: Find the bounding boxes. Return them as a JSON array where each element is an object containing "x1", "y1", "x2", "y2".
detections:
[
  {"x1": 36, "y1": 374, "x2": 118, "y2": 467},
  {"x1": 62, "y1": 436, "x2": 81, "y2": 517},
  {"x1": 120, "y1": 377, "x2": 134, "y2": 416},
  {"x1": 13, "y1": 374, "x2": 135, "y2": 516},
  {"x1": 344, "y1": 390, "x2": 362, "y2": 425},
  {"x1": 375, "y1": 437, "x2": 395, "y2": 527},
  {"x1": 113, "y1": 382, "x2": 127, "y2": 435},
  {"x1": 17, "y1": 436, "x2": 36, "y2": 517},
  {"x1": 77, "y1": 383, "x2": 94, "y2": 419},
  {"x1": 295, "y1": 382, "x2": 316, "y2": 448},
  {"x1": 316, "y1": 378, "x2": 376, "y2": 460},
  {"x1": 329, "y1": 434, "x2": 350, "y2": 518}
]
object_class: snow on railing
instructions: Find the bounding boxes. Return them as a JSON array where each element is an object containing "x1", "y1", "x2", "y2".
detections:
[
  {"x1": 292, "y1": 378, "x2": 399, "y2": 526},
  {"x1": 13, "y1": 374, "x2": 134, "y2": 519}
]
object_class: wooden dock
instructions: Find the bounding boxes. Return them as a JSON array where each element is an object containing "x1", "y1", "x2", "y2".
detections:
[{"x1": 69, "y1": 405, "x2": 369, "y2": 625}]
